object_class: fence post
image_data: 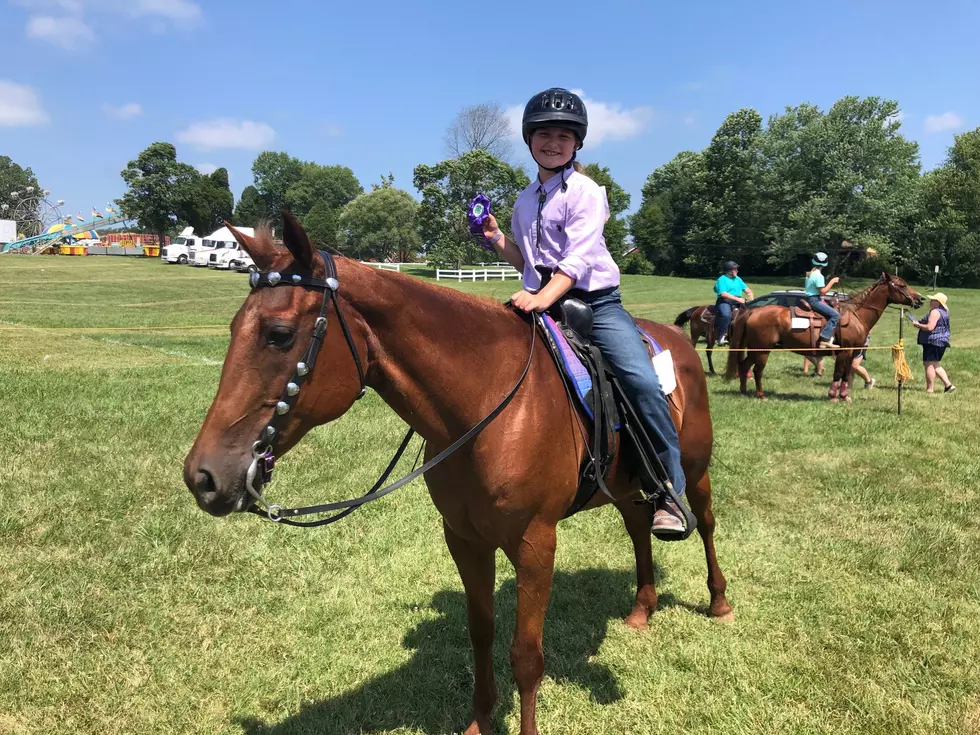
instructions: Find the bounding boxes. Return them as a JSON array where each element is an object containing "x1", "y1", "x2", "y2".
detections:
[{"x1": 898, "y1": 308, "x2": 904, "y2": 417}]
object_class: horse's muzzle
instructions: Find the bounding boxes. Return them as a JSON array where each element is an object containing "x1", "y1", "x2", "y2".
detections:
[{"x1": 184, "y1": 455, "x2": 252, "y2": 517}]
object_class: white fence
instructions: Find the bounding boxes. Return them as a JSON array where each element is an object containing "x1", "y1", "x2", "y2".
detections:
[
  {"x1": 359, "y1": 261, "x2": 404, "y2": 272},
  {"x1": 436, "y1": 267, "x2": 522, "y2": 282}
]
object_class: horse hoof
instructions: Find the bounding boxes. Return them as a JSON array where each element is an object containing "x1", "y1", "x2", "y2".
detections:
[
  {"x1": 831, "y1": 397, "x2": 840, "y2": 404},
  {"x1": 712, "y1": 611, "x2": 736, "y2": 625},
  {"x1": 624, "y1": 610, "x2": 650, "y2": 631},
  {"x1": 755, "y1": 394, "x2": 766, "y2": 401}
]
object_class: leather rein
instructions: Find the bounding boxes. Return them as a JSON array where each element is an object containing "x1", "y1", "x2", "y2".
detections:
[{"x1": 242, "y1": 250, "x2": 535, "y2": 527}]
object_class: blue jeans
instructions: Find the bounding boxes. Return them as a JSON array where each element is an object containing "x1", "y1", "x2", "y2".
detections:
[
  {"x1": 807, "y1": 296, "x2": 839, "y2": 341},
  {"x1": 586, "y1": 290, "x2": 686, "y2": 496},
  {"x1": 715, "y1": 299, "x2": 734, "y2": 344}
]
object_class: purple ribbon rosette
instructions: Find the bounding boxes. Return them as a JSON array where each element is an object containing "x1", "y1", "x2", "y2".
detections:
[{"x1": 467, "y1": 194, "x2": 495, "y2": 252}]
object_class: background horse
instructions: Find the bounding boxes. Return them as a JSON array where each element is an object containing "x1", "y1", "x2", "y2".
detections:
[
  {"x1": 184, "y1": 214, "x2": 732, "y2": 735},
  {"x1": 675, "y1": 305, "x2": 719, "y2": 373},
  {"x1": 724, "y1": 273, "x2": 921, "y2": 401}
]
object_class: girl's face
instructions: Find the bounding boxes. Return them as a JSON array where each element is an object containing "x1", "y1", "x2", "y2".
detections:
[{"x1": 530, "y1": 127, "x2": 578, "y2": 170}]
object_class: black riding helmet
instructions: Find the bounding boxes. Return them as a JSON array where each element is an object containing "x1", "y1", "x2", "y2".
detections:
[
  {"x1": 522, "y1": 88, "x2": 589, "y2": 147},
  {"x1": 723, "y1": 260, "x2": 739, "y2": 272}
]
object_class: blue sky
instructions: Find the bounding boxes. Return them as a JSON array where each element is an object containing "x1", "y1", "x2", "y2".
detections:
[{"x1": 2, "y1": 0, "x2": 977, "y2": 220}]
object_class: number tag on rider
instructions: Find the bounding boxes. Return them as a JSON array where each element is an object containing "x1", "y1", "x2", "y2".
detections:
[{"x1": 651, "y1": 349, "x2": 676, "y2": 395}]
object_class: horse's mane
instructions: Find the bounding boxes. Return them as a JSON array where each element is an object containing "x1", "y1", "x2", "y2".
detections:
[{"x1": 841, "y1": 273, "x2": 889, "y2": 311}]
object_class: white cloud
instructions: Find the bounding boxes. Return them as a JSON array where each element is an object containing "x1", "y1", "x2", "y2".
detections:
[
  {"x1": 176, "y1": 119, "x2": 276, "y2": 151},
  {"x1": 15, "y1": 0, "x2": 202, "y2": 48},
  {"x1": 128, "y1": 0, "x2": 202, "y2": 23},
  {"x1": 923, "y1": 111, "x2": 964, "y2": 135},
  {"x1": 0, "y1": 80, "x2": 50, "y2": 127},
  {"x1": 681, "y1": 113, "x2": 699, "y2": 128},
  {"x1": 102, "y1": 101, "x2": 142, "y2": 120},
  {"x1": 195, "y1": 163, "x2": 218, "y2": 175},
  {"x1": 26, "y1": 14, "x2": 94, "y2": 48},
  {"x1": 505, "y1": 90, "x2": 654, "y2": 147},
  {"x1": 321, "y1": 123, "x2": 343, "y2": 138}
]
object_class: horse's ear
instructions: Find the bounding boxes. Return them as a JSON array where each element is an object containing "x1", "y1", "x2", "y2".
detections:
[
  {"x1": 281, "y1": 209, "x2": 315, "y2": 272},
  {"x1": 226, "y1": 222, "x2": 275, "y2": 271}
]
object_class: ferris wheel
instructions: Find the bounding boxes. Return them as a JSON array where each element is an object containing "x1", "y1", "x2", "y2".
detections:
[{"x1": 0, "y1": 187, "x2": 65, "y2": 240}]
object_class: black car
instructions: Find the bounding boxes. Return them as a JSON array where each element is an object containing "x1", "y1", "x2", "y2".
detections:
[{"x1": 745, "y1": 289, "x2": 850, "y2": 309}]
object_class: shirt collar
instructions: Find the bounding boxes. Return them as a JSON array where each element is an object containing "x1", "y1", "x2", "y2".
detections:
[{"x1": 535, "y1": 167, "x2": 574, "y2": 196}]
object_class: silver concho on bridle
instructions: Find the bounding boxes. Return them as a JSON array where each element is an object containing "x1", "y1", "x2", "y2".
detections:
[{"x1": 242, "y1": 259, "x2": 358, "y2": 521}]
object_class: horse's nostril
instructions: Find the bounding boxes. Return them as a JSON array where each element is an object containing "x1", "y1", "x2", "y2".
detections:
[{"x1": 193, "y1": 468, "x2": 217, "y2": 496}]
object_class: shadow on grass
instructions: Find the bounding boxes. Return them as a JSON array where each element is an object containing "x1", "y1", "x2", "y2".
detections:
[{"x1": 238, "y1": 568, "x2": 650, "y2": 735}]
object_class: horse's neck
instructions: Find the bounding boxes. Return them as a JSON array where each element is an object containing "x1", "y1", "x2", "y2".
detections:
[
  {"x1": 337, "y1": 261, "x2": 528, "y2": 443},
  {"x1": 849, "y1": 283, "x2": 888, "y2": 330}
]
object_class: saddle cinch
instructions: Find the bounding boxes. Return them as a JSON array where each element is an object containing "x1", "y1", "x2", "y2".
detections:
[{"x1": 534, "y1": 300, "x2": 697, "y2": 541}]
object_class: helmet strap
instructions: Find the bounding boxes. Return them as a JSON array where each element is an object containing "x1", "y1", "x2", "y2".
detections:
[{"x1": 530, "y1": 147, "x2": 576, "y2": 192}]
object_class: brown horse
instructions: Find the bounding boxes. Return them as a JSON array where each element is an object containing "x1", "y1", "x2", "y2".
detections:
[
  {"x1": 674, "y1": 304, "x2": 746, "y2": 374},
  {"x1": 674, "y1": 305, "x2": 718, "y2": 373},
  {"x1": 184, "y1": 215, "x2": 732, "y2": 735},
  {"x1": 724, "y1": 273, "x2": 922, "y2": 401}
]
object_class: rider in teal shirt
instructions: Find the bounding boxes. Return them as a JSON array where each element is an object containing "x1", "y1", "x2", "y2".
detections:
[
  {"x1": 713, "y1": 260, "x2": 753, "y2": 345},
  {"x1": 805, "y1": 252, "x2": 841, "y2": 348}
]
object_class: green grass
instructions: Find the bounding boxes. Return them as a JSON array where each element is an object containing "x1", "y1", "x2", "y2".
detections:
[{"x1": 1, "y1": 255, "x2": 978, "y2": 735}]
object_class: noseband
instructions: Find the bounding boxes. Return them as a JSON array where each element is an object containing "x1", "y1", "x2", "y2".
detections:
[
  {"x1": 241, "y1": 249, "x2": 536, "y2": 527},
  {"x1": 244, "y1": 250, "x2": 367, "y2": 520}
]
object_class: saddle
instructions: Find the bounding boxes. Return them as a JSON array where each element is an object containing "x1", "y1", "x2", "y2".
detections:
[
  {"x1": 791, "y1": 298, "x2": 850, "y2": 348},
  {"x1": 535, "y1": 299, "x2": 695, "y2": 540}
]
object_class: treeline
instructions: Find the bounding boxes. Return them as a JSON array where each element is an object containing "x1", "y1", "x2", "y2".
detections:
[
  {"x1": 107, "y1": 95, "x2": 979, "y2": 286},
  {"x1": 630, "y1": 97, "x2": 980, "y2": 287}
]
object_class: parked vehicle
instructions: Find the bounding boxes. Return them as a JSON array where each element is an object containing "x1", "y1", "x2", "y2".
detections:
[
  {"x1": 161, "y1": 227, "x2": 202, "y2": 264},
  {"x1": 745, "y1": 289, "x2": 850, "y2": 309},
  {"x1": 189, "y1": 226, "x2": 254, "y2": 267}
]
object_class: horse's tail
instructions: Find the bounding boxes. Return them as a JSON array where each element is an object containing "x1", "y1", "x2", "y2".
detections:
[
  {"x1": 724, "y1": 312, "x2": 748, "y2": 381},
  {"x1": 674, "y1": 306, "x2": 698, "y2": 328}
]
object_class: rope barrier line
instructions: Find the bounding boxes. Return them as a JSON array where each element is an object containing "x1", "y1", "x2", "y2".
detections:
[
  {"x1": 695, "y1": 344, "x2": 906, "y2": 353},
  {"x1": 0, "y1": 325, "x2": 226, "y2": 333}
]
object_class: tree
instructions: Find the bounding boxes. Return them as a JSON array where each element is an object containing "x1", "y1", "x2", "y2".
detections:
[
  {"x1": 914, "y1": 127, "x2": 980, "y2": 287},
  {"x1": 414, "y1": 150, "x2": 529, "y2": 268},
  {"x1": 685, "y1": 109, "x2": 769, "y2": 276},
  {"x1": 0, "y1": 156, "x2": 41, "y2": 223},
  {"x1": 251, "y1": 151, "x2": 303, "y2": 227},
  {"x1": 179, "y1": 167, "x2": 233, "y2": 235},
  {"x1": 234, "y1": 185, "x2": 268, "y2": 228},
  {"x1": 629, "y1": 151, "x2": 706, "y2": 275},
  {"x1": 444, "y1": 103, "x2": 514, "y2": 160},
  {"x1": 337, "y1": 185, "x2": 421, "y2": 263},
  {"x1": 303, "y1": 202, "x2": 341, "y2": 250},
  {"x1": 119, "y1": 142, "x2": 197, "y2": 250},
  {"x1": 581, "y1": 163, "x2": 634, "y2": 266},
  {"x1": 762, "y1": 97, "x2": 920, "y2": 272},
  {"x1": 285, "y1": 163, "x2": 362, "y2": 219}
]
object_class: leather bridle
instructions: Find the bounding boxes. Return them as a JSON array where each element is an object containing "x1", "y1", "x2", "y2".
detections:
[{"x1": 240, "y1": 250, "x2": 535, "y2": 527}]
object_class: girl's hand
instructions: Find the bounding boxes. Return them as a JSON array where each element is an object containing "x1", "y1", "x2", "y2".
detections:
[
  {"x1": 828, "y1": 276, "x2": 840, "y2": 286},
  {"x1": 482, "y1": 213, "x2": 501, "y2": 241},
  {"x1": 510, "y1": 289, "x2": 549, "y2": 313}
]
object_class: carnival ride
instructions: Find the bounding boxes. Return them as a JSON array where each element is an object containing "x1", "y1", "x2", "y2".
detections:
[{"x1": 1, "y1": 189, "x2": 129, "y2": 253}]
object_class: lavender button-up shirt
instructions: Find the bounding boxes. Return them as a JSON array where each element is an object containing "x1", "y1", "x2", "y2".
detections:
[{"x1": 510, "y1": 169, "x2": 621, "y2": 293}]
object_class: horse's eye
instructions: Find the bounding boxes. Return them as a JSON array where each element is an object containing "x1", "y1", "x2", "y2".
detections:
[{"x1": 267, "y1": 328, "x2": 295, "y2": 350}]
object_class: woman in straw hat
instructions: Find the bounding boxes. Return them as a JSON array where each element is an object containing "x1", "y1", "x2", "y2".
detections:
[{"x1": 909, "y1": 293, "x2": 954, "y2": 393}]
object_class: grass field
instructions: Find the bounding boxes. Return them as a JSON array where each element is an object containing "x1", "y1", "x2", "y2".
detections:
[{"x1": 1, "y1": 255, "x2": 978, "y2": 735}]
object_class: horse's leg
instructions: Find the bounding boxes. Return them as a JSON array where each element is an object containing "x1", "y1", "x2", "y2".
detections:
[
  {"x1": 836, "y1": 351, "x2": 852, "y2": 403},
  {"x1": 753, "y1": 353, "x2": 769, "y2": 400},
  {"x1": 738, "y1": 355, "x2": 752, "y2": 394},
  {"x1": 706, "y1": 343, "x2": 715, "y2": 374},
  {"x1": 506, "y1": 522, "x2": 557, "y2": 735},
  {"x1": 615, "y1": 500, "x2": 658, "y2": 629},
  {"x1": 686, "y1": 471, "x2": 733, "y2": 620},
  {"x1": 444, "y1": 522, "x2": 498, "y2": 735}
]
